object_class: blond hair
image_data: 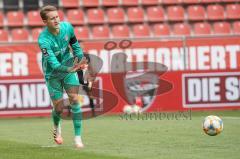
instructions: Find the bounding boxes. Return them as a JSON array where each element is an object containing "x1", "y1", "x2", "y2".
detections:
[{"x1": 40, "y1": 5, "x2": 57, "y2": 20}]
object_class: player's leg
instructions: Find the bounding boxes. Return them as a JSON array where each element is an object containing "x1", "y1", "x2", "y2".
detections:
[
  {"x1": 52, "y1": 99, "x2": 64, "y2": 144},
  {"x1": 66, "y1": 86, "x2": 84, "y2": 148},
  {"x1": 64, "y1": 73, "x2": 84, "y2": 148},
  {"x1": 46, "y1": 79, "x2": 64, "y2": 144}
]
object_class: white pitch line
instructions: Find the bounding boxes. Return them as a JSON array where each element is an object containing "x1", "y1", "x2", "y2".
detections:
[
  {"x1": 222, "y1": 116, "x2": 240, "y2": 120},
  {"x1": 40, "y1": 145, "x2": 59, "y2": 148}
]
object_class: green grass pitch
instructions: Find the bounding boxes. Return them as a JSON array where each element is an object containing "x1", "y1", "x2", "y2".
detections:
[{"x1": 0, "y1": 110, "x2": 239, "y2": 159}]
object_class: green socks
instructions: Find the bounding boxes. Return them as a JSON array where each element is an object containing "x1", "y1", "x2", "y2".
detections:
[
  {"x1": 52, "y1": 109, "x2": 61, "y2": 127},
  {"x1": 52, "y1": 104, "x2": 82, "y2": 136},
  {"x1": 71, "y1": 103, "x2": 82, "y2": 136}
]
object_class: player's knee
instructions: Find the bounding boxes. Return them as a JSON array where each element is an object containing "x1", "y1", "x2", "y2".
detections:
[
  {"x1": 53, "y1": 100, "x2": 64, "y2": 114},
  {"x1": 69, "y1": 94, "x2": 79, "y2": 104},
  {"x1": 55, "y1": 105, "x2": 63, "y2": 114}
]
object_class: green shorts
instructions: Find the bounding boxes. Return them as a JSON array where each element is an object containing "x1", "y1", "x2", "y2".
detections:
[{"x1": 45, "y1": 72, "x2": 80, "y2": 100}]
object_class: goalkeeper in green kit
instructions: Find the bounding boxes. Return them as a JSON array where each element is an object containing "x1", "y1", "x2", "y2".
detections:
[{"x1": 38, "y1": 5, "x2": 87, "y2": 148}]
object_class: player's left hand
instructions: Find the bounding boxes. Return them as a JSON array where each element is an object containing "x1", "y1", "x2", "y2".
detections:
[{"x1": 70, "y1": 57, "x2": 88, "y2": 72}]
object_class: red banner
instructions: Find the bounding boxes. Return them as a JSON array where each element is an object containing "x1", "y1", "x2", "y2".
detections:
[{"x1": 0, "y1": 36, "x2": 240, "y2": 117}]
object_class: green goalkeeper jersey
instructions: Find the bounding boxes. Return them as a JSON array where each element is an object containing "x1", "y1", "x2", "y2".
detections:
[{"x1": 38, "y1": 21, "x2": 83, "y2": 80}]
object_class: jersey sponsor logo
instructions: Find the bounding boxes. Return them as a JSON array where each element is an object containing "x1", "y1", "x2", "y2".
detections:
[{"x1": 41, "y1": 48, "x2": 49, "y2": 57}]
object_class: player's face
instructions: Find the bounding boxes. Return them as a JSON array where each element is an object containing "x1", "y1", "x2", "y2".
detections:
[{"x1": 44, "y1": 11, "x2": 60, "y2": 30}]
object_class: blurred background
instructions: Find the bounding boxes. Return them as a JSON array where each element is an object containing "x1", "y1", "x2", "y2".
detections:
[{"x1": 0, "y1": 0, "x2": 239, "y2": 41}]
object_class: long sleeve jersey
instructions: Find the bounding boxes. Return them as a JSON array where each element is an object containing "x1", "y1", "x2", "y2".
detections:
[{"x1": 38, "y1": 21, "x2": 83, "y2": 79}]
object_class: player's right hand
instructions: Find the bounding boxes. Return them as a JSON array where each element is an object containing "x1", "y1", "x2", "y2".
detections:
[{"x1": 78, "y1": 56, "x2": 88, "y2": 69}]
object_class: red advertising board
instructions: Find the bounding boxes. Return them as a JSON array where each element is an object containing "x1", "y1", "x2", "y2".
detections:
[
  {"x1": 0, "y1": 36, "x2": 240, "y2": 117},
  {"x1": 183, "y1": 72, "x2": 240, "y2": 107}
]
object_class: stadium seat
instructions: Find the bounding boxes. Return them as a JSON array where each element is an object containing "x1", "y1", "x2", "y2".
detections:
[
  {"x1": 58, "y1": 10, "x2": 65, "y2": 21},
  {"x1": 122, "y1": 0, "x2": 139, "y2": 6},
  {"x1": 153, "y1": 23, "x2": 171, "y2": 36},
  {"x1": 173, "y1": 23, "x2": 191, "y2": 36},
  {"x1": 74, "y1": 26, "x2": 90, "y2": 40},
  {"x1": 222, "y1": 0, "x2": 239, "y2": 2},
  {"x1": 162, "y1": 0, "x2": 182, "y2": 4},
  {"x1": 207, "y1": 4, "x2": 225, "y2": 20},
  {"x1": 132, "y1": 24, "x2": 151, "y2": 37},
  {"x1": 183, "y1": 0, "x2": 201, "y2": 4},
  {"x1": 23, "y1": 0, "x2": 39, "y2": 11},
  {"x1": 92, "y1": 25, "x2": 110, "y2": 38},
  {"x1": 187, "y1": 5, "x2": 206, "y2": 21},
  {"x1": 11, "y1": 28, "x2": 29, "y2": 41},
  {"x1": 82, "y1": 0, "x2": 99, "y2": 7},
  {"x1": 0, "y1": 29, "x2": 9, "y2": 42},
  {"x1": 7, "y1": 10, "x2": 24, "y2": 27},
  {"x1": 201, "y1": 0, "x2": 221, "y2": 3},
  {"x1": 27, "y1": 10, "x2": 44, "y2": 26},
  {"x1": 232, "y1": 21, "x2": 240, "y2": 34},
  {"x1": 226, "y1": 4, "x2": 240, "y2": 20},
  {"x1": 61, "y1": 0, "x2": 79, "y2": 8},
  {"x1": 102, "y1": 0, "x2": 119, "y2": 6},
  {"x1": 213, "y1": 22, "x2": 231, "y2": 35},
  {"x1": 107, "y1": 8, "x2": 125, "y2": 24},
  {"x1": 66, "y1": 9, "x2": 84, "y2": 25},
  {"x1": 42, "y1": 0, "x2": 58, "y2": 6},
  {"x1": 147, "y1": 6, "x2": 165, "y2": 22},
  {"x1": 31, "y1": 28, "x2": 43, "y2": 41},
  {"x1": 193, "y1": 22, "x2": 211, "y2": 35},
  {"x1": 141, "y1": 0, "x2": 159, "y2": 5},
  {"x1": 127, "y1": 7, "x2": 145, "y2": 23},
  {"x1": 112, "y1": 25, "x2": 130, "y2": 38},
  {"x1": 3, "y1": 0, "x2": 19, "y2": 11},
  {"x1": 167, "y1": 6, "x2": 185, "y2": 21},
  {"x1": 0, "y1": 12, "x2": 4, "y2": 27},
  {"x1": 87, "y1": 8, "x2": 105, "y2": 24}
]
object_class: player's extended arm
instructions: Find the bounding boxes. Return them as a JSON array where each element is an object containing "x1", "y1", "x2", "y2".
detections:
[
  {"x1": 39, "y1": 41, "x2": 84, "y2": 73},
  {"x1": 69, "y1": 23, "x2": 83, "y2": 60},
  {"x1": 69, "y1": 36, "x2": 83, "y2": 60}
]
